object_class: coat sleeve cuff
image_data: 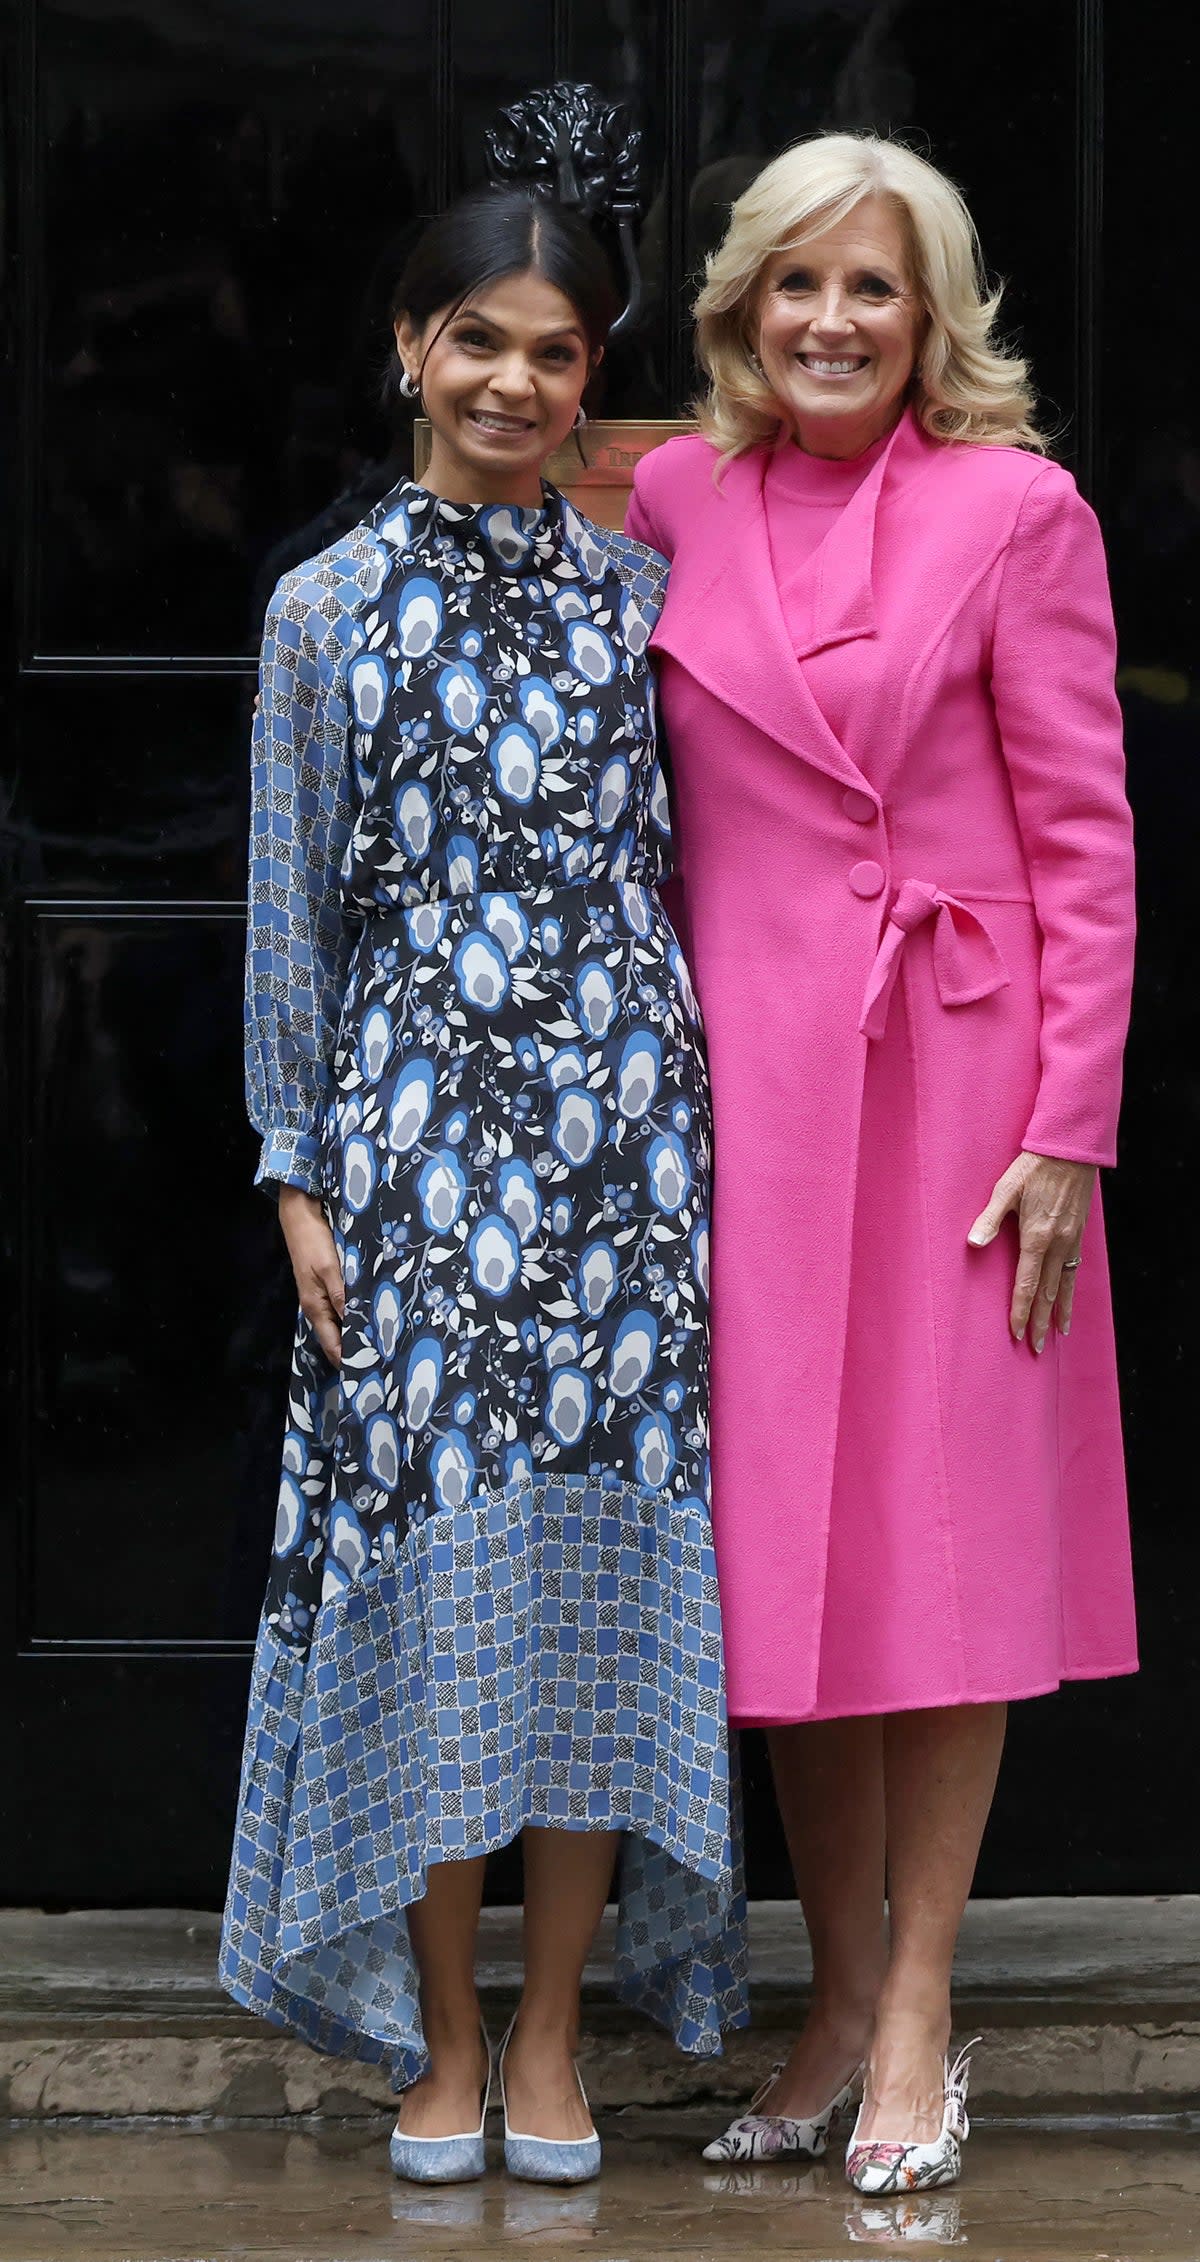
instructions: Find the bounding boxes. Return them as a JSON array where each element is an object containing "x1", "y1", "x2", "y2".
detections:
[
  {"x1": 1020, "y1": 1131, "x2": 1117, "y2": 1170},
  {"x1": 254, "y1": 1128, "x2": 323, "y2": 1195}
]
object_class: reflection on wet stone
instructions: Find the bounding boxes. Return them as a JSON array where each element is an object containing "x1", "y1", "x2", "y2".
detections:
[
  {"x1": 844, "y1": 2192, "x2": 966, "y2": 2246},
  {"x1": 3, "y1": 2120, "x2": 1200, "y2": 2262}
]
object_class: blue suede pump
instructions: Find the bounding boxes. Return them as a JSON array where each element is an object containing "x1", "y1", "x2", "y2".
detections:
[
  {"x1": 498, "y1": 2018, "x2": 602, "y2": 2185},
  {"x1": 389, "y1": 2026, "x2": 492, "y2": 2184}
]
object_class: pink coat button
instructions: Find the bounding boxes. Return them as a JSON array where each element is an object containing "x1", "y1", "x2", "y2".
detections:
[
  {"x1": 842, "y1": 788, "x2": 877, "y2": 823},
  {"x1": 849, "y1": 861, "x2": 886, "y2": 899}
]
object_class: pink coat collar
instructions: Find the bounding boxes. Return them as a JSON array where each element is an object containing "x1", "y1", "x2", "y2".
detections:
[{"x1": 651, "y1": 407, "x2": 938, "y2": 788}]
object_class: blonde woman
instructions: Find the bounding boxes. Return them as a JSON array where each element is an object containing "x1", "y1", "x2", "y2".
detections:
[{"x1": 626, "y1": 134, "x2": 1136, "y2": 2193}]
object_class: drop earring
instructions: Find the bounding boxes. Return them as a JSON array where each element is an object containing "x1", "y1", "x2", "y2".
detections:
[{"x1": 399, "y1": 369, "x2": 420, "y2": 400}]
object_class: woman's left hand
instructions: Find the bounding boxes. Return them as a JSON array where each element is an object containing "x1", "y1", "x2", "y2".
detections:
[{"x1": 968, "y1": 1153, "x2": 1097, "y2": 1350}]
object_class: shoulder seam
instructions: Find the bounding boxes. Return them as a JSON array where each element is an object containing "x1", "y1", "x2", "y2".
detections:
[
  {"x1": 601, "y1": 525, "x2": 664, "y2": 572},
  {"x1": 1004, "y1": 457, "x2": 1082, "y2": 553},
  {"x1": 270, "y1": 524, "x2": 384, "y2": 619},
  {"x1": 562, "y1": 502, "x2": 669, "y2": 601}
]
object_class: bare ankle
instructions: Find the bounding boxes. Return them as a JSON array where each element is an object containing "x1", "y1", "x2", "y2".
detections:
[
  {"x1": 877, "y1": 1973, "x2": 950, "y2": 2016},
  {"x1": 419, "y1": 2003, "x2": 483, "y2": 2057},
  {"x1": 808, "y1": 1991, "x2": 877, "y2": 2042},
  {"x1": 509, "y1": 2004, "x2": 578, "y2": 2052},
  {"x1": 873, "y1": 1993, "x2": 951, "y2": 2053}
]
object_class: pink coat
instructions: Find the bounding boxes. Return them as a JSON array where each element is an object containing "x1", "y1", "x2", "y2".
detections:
[{"x1": 627, "y1": 409, "x2": 1138, "y2": 1723}]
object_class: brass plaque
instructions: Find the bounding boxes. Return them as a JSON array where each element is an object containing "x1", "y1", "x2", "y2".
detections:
[{"x1": 412, "y1": 419, "x2": 691, "y2": 531}]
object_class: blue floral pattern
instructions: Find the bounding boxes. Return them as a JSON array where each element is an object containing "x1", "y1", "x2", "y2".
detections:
[
  {"x1": 262, "y1": 482, "x2": 708, "y2": 1613},
  {"x1": 221, "y1": 481, "x2": 747, "y2": 2084}
]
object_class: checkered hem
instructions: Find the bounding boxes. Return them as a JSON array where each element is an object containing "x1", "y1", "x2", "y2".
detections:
[{"x1": 218, "y1": 1473, "x2": 749, "y2": 2089}]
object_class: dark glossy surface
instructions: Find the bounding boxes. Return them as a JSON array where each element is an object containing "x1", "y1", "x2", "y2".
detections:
[
  {"x1": 31, "y1": 0, "x2": 435, "y2": 659},
  {"x1": 23, "y1": 908, "x2": 288, "y2": 1647},
  {"x1": 2, "y1": 0, "x2": 1196, "y2": 1903},
  {"x1": 1086, "y1": 3, "x2": 1200, "y2": 1888}
]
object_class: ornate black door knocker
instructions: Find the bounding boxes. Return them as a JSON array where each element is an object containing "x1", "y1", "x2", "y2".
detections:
[{"x1": 485, "y1": 79, "x2": 644, "y2": 336}]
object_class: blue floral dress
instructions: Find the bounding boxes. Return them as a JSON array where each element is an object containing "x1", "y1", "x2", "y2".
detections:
[{"x1": 218, "y1": 479, "x2": 747, "y2": 2087}]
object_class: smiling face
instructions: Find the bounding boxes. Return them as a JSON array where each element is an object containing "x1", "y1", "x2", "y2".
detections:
[
  {"x1": 754, "y1": 193, "x2": 924, "y2": 459},
  {"x1": 397, "y1": 268, "x2": 595, "y2": 508}
]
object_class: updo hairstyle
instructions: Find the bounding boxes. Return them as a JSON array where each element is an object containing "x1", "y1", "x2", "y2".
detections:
[{"x1": 384, "y1": 187, "x2": 619, "y2": 416}]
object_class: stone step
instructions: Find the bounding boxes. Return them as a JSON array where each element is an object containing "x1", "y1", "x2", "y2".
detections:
[{"x1": 2, "y1": 1899, "x2": 1197, "y2": 2121}]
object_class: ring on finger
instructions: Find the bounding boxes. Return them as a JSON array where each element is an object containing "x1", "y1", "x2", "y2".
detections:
[{"x1": 1061, "y1": 1256, "x2": 1083, "y2": 1271}]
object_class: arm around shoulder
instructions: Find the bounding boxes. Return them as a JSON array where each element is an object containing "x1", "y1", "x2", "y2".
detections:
[
  {"x1": 625, "y1": 447, "x2": 666, "y2": 555},
  {"x1": 626, "y1": 432, "x2": 711, "y2": 560}
]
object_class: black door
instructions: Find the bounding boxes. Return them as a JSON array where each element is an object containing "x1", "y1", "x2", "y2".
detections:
[{"x1": 4, "y1": 0, "x2": 1195, "y2": 1905}]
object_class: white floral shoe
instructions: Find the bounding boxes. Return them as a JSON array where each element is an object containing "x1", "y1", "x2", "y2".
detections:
[
  {"x1": 844, "y1": 2038, "x2": 979, "y2": 2195},
  {"x1": 701, "y1": 2060, "x2": 863, "y2": 2164}
]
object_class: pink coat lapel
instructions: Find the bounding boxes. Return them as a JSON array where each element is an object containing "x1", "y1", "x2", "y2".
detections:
[{"x1": 651, "y1": 411, "x2": 925, "y2": 792}]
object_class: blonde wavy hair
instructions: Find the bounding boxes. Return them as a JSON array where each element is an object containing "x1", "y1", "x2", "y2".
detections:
[{"x1": 694, "y1": 133, "x2": 1046, "y2": 461}]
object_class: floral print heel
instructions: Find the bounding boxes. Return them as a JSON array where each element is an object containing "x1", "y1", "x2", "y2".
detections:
[
  {"x1": 701, "y1": 2060, "x2": 863, "y2": 2163},
  {"x1": 845, "y1": 2038, "x2": 980, "y2": 2194}
]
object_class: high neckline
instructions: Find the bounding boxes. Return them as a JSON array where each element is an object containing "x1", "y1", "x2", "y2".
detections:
[
  {"x1": 767, "y1": 428, "x2": 891, "y2": 502},
  {"x1": 402, "y1": 478, "x2": 565, "y2": 572}
]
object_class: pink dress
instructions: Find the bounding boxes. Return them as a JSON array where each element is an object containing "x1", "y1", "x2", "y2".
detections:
[{"x1": 628, "y1": 411, "x2": 1138, "y2": 1725}]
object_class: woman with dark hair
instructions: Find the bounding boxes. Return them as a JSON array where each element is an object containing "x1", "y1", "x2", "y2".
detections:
[{"x1": 218, "y1": 188, "x2": 745, "y2": 2186}]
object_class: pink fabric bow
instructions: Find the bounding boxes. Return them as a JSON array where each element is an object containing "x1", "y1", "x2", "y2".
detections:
[{"x1": 859, "y1": 880, "x2": 1010, "y2": 1042}]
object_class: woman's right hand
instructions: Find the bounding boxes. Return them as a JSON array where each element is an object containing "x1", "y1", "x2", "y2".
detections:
[{"x1": 278, "y1": 1187, "x2": 345, "y2": 1365}]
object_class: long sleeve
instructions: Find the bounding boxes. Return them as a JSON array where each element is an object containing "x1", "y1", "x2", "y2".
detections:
[
  {"x1": 246, "y1": 567, "x2": 359, "y2": 1194},
  {"x1": 990, "y1": 464, "x2": 1136, "y2": 1167}
]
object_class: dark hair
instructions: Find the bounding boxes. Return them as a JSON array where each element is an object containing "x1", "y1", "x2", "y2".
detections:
[{"x1": 383, "y1": 186, "x2": 619, "y2": 416}]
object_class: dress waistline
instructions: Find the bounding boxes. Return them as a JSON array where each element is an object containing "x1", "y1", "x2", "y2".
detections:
[{"x1": 362, "y1": 878, "x2": 661, "y2": 942}]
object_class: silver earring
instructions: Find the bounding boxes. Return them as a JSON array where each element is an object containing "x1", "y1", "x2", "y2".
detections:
[
  {"x1": 399, "y1": 369, "x2": 420, "y2": 400},
  {"x1": 573, "y1": 405, "x2": 588, "y2": 430}
]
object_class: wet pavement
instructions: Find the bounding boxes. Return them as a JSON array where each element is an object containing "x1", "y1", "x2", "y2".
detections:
[{"x1": 2, "y1": 2115, "x2": 1198, "y2": 2262}]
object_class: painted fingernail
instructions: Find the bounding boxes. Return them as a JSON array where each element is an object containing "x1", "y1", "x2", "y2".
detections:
[
  {"x1": 1034, "y1": 1336, "x2": 1044, "y2": 1354},
  {"x1": 1015, "y1": 1327, "x2": 1025, "y2": 1343},
  {"x1": 1061, "y1": 1322, "x2": 1071, "y2": 1338}
]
